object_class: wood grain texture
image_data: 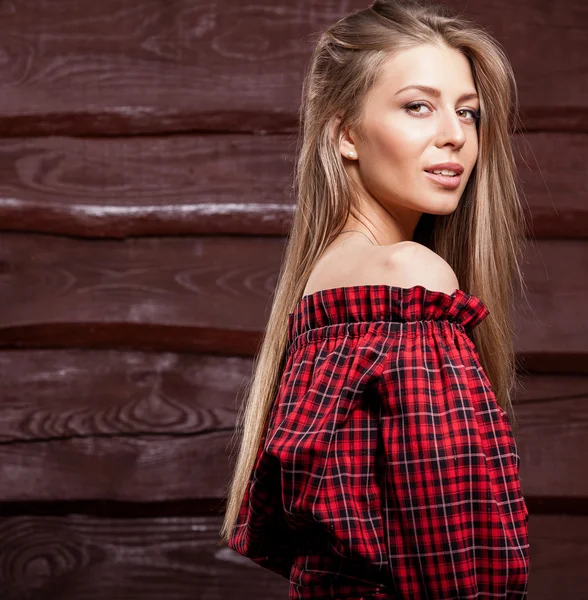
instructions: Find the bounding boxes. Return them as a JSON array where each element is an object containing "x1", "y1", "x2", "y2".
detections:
[
  {"x1": 0, "y1": 233, "x2": 586, "y2": 362},
  {"x1": 513, "y1": 133, "x2": 588, "y2": 239},
  {"x1": 513, "y1": 374, "x2": 588, "y2": 499},
  {"x1": 0, "y1": 0, "x2": 586, "y2": 136},
  {"x1": 0, "y1": 513, "x2": 585, "y2": 600},
  {"x1": 0, "y1": 133, "x2": 585, "y2": 239},
  {"x1": 0, "y1": 350, "x2": 248, "y2": 443},
  {"x1": 0, "y1": 350, "x2": 586, "y2": 501},
  {"x1": 0, "y1": 515, "x2": 290, "y2": 600},
  {"x1": 0, "y1": 134, "x2": 294, "y2": 238},
  {"x1": 0, "y1": 233, "x2": 284, "y2": 354},
  {"x1": 0, "y1": 434, "x2": 233, "y2": 501}
]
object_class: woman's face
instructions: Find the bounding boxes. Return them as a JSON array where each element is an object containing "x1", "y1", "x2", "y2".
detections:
[{"x1": 342, "y1": 43, "x2": 480, "y2": 217}]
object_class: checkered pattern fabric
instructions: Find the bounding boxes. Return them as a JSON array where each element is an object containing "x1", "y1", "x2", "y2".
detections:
[{"x1": 228, "y1": 284, "x2": 530, "y2": 599}]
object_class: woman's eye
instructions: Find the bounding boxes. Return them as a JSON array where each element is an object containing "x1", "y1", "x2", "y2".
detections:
[
  {"x1": 458, "y1": 108, "x2": 480, "y2": 122},
  {"x1": 404, "y1": 102, "x2": 431, "y2": 115},
  {"x1": 404, "y1": 102, "x2": 480, "y2": 123}
]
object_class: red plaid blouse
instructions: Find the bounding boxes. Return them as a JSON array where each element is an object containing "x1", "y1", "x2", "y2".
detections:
[{"x1": 228, "y1": 284, "x2": 530, "y2": 599}]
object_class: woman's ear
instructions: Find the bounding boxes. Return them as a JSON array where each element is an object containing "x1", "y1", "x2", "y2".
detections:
[
  {"x1": 330, "y1": 113, "x2": 358, "y2": 160},
  {"x1": 339, "y1": 124, "x2": 358, "y2": 160}
]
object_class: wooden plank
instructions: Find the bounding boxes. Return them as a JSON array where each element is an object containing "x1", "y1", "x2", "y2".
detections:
[
  {"x1": 0, "y1": 350, "x2": 248, "y2": 443},
  {"x1": 0, "y1": 233, "x2": 284, "y2": 355},
  {"x1": 0, "y1": 515, "x2": 290, "y2": 599},
  {"x1": 0, "y1": 134, "x2": 293, "y2": 238},
  {"x1": 0, "y1": 234, "x2": 587, "y2": 361},
  {"x1": 0, "y1": 513, "x2": 585, "y2": 599},
  {"x1": 0, "y1": 433, "x2": 233, "y2": 501},
  {"x1": 0, "y1": 350, "x2": 586, "y2": 501},
  {"x1": 514, "y1": 133, "x2": 588, "y2": 238},
  {"x1": 512, "y1": 240, "x2": 588, "y2": 365},
  {"x1": 513, "y1": 374, "x2": 588, "y2": 499},
  {"x1": 526, "y1": 514, "x2": 588, "y2": 599},
  {"x1": 0, "y1": 133, "x2": 585, "y2": 239},
  {"x1": 0, "y1": 0, "x2": 585, "y2": 135}
]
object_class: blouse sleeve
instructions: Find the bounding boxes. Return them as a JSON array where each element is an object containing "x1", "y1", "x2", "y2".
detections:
[
  {"x1": 367, "y1": 324, "x2": 530, "y2": 597},
  {"x1": 227, "y1": 406, "x2": 295, "y2": 580}
]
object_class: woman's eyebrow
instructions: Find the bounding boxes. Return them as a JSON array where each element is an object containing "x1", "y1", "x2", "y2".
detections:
[{"x1": 395, "y1": 84, "x2": 479, "y2": 103}]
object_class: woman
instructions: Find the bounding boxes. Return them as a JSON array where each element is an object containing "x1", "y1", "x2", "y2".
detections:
[{"x1": 220, "y1": 0, "x2": 530, "y2": 598}]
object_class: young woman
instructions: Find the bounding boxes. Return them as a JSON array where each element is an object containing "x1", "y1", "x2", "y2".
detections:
[{"x1": 220, "y1": 1, "x2": 530, "y2": 598}]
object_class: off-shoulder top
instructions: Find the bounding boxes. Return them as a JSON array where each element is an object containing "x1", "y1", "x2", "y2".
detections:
[{"x1": 228, "y1": 284, "x2": 530, "y2": 600}]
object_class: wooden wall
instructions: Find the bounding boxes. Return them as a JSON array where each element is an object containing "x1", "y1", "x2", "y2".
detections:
[{"x1": 0, "y1": 0, "x2": 586, "y2": 598}]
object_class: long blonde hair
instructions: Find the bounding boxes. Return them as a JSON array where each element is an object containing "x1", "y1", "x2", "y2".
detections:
[{"x1": 219, "y1": 0, "x2": 530, "y2": 545}]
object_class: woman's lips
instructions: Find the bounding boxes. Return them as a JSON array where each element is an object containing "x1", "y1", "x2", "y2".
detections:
[{"x1": 424, "y1": 170, "x2": 462, "y2": 189}]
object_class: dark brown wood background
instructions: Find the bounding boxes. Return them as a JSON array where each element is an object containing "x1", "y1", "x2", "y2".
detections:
[{"x1": 0, "y1": 1, "x2": 586, "y2": 598}]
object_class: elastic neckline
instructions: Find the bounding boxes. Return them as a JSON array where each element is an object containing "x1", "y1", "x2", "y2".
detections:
[{"x1": 287, "y1": 284, "x2": 489, "y2": 349}]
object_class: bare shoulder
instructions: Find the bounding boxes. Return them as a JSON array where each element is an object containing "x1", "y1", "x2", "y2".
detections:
[
  {"x1": 303, "y1": 240, "x2": 460, "y2": 297},
  {"x1": 375, "y1": 241, "x2": 461, "y2": 295}
]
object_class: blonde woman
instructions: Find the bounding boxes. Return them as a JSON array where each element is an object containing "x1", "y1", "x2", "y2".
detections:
[{"x1": 220, "y1": 0, "x2": 530, "y2": 597}]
